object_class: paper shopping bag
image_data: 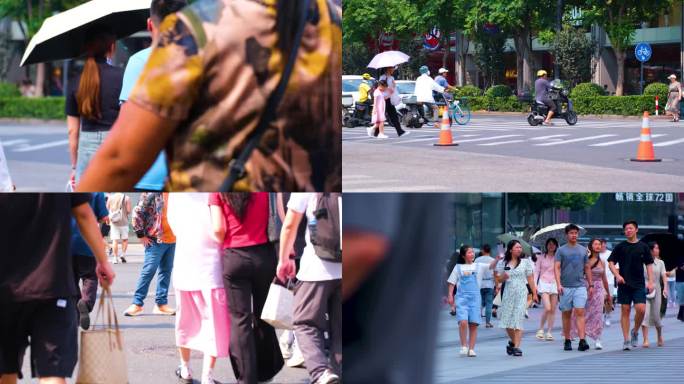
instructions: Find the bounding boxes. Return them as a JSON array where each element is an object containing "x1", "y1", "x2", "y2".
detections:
[{"x1": 261, "y1": 278, "x2": 295, "y2": 330}]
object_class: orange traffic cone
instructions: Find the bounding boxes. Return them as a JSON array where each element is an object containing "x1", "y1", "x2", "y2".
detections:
[
  {"x1": 630, "y1": 111, "x2": 661, "y2": 162},
  {"x1": 434, "y1": 106, "x2": 458, "y2": 146}
]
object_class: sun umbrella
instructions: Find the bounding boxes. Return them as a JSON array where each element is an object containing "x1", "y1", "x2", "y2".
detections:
[
  {"x1": 367, "y1": 50, "x2": 410, "y2": 69},
  {"x1": 530, "y1": 223, "x2": 587, "y2": 247},
  {"x1": 21, "y1": 0, "x2": 151, "y2": 66},
  {"x1": 496, "y1": 233, "x2": 534, "y2": 256},
  {"x1": 640, "y1": 233, "x2": 684, "y2": 271}
]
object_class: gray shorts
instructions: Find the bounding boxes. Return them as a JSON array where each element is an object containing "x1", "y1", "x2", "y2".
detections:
[{"x1": 559, "y1": 286, "x2": 587, "y2": 311}]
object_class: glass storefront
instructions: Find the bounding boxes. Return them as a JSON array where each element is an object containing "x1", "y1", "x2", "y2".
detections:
[{"x1": 452, "y1": 193, "x2": 504, "y2": 251}]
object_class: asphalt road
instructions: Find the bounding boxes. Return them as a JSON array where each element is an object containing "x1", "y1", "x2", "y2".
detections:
[
  {"x1": 434, "y1": 301, "x2": 684, "y2": 383},
  {"x1": 343, "y1": 114, "x2": 684, "y2": 191},
  {"x1": 18, "y1": 249, "x2": 310, "y2": 384},
  {"x1": 0, "y1": 121, "x2": 71, "y2": 191}
]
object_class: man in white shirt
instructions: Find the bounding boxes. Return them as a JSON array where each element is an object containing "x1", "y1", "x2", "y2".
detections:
[
  {"x1": 277, "y1": 193, "x2": 341, "y2": 384},
  {"x1": 415, "y1": 65, "x2": 445, "y2": 125},
  {"x1": 475, "y1": 245, "x2": 496, "y2": 327}
]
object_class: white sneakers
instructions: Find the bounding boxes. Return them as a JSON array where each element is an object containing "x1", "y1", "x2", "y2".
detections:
[
  {"x1": 366, "y1": 127, "x2": 374, "y2": 137},
  {"x1": 459, "y1": 346, "x2": 468, "y2": 356},
  {"x1": 376, "y1": 133, "x2": 389, "y2": 139},
  {"x1": 467, "y1": 349, "x2": 477, "y2": 357},
  {"x1": 536, "y1": 329, "x2": 545, "y2": 340},
  {"x1": 595, "y1": 339, "x2": 603, "y2": 350},
  {"x1": 278, "y1": 332, "x2": 293, "y2": 359},
  {"x1": 316, "y1": 370, "x2": 340, "y2": 384},
  {"x1": 287, "y1": 346, "x2": 305, "y2": 368}
]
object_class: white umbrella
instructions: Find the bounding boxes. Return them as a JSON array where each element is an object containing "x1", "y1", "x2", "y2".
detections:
[
  {"x1": 530, "y1": 223, "x2": 587, "y2": 247},
  {"x1": 367, "y1": 50, "x2": 410, "y2": 69},
  {"x1": 21, "y1": 0, "x2": 151, "y2": 66}
]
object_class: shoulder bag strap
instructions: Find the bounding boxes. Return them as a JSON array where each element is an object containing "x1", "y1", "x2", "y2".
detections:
[{"x1": 220, "y1": 0, "x2": 312, "y2": 191}]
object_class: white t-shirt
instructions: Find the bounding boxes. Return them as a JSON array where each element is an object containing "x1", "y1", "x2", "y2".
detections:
[
  {"x1": 167, "y1": 193, "x2": 223, "y2": 291},
  {"x1": 600, "y1": 250, "x2": 614, "y2": 285},
  {"x1": 475, "y1": 255, "x2": 495, "y2": 289},
  {"x1": 0, "y1": 140, "x2": 13, "y2": 192},
  {"x1": 446, "y1": 263, "x2": 489, "y2": 289},
  {"x1": 415, "y1": 73, "x2": 445, "y2": 103},
  {"x1": 287, "y1": 193, "x2": 342, "y2": 282}
]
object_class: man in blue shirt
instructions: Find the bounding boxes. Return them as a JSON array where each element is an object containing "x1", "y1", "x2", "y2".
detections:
[
  {"x1": 119, "y1": 0, "x2": 188, "y2": 191},
  {"x1": 71, "y1": 192, "x2": 108, "y2": 330}
]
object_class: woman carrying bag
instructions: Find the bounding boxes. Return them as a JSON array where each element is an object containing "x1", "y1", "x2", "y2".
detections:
[{"x1": 209, "y1": 193, "x2": 283, "y2": 383}]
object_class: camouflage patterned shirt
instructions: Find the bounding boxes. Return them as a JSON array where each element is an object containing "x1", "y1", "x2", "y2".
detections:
[{"x1": 128, "y1": 0, "x2": 341, "y2": 192}]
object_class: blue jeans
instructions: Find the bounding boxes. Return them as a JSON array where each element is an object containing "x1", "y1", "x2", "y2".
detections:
[
  {"x1": 480, "y1": 288, "x2": 494, "y2": 323},
  {"x1": 75, "y1": 130, "x2": 109, "y2": 183},
  {"x1": 132, "y1": 242, "x2": 175, "y2": 306}
]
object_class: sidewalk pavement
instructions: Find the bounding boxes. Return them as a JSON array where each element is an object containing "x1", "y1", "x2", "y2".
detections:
[{"x1": 434, "y1": 300, "x2": 684, "y2": 383}]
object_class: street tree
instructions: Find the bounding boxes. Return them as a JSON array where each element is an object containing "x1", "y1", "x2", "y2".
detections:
[
  {"x1": 575, "y1": 0, "x2": 674, "y2": 96},
  {"x1": 466, "y1": 0, "x2": 559, "y2": 95},
  {"x1": 552, "y1": 24, "x2": 594, "y2": 87},
  {"x1": 0, "y1": 0, "x2": 89, "y2": 96}
]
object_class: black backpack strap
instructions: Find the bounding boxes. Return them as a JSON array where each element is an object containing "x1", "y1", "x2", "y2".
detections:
[{"x1": 220, "y1": 0, "x2": 312, "y2": 191}]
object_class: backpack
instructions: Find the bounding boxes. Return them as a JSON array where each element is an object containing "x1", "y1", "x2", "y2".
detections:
[
  {"x1": 109, "y1": 195, "x2": 126, "y2": 225},
  {"x1": 310, "y1": 193, "x2": 341, "y2": 263}
]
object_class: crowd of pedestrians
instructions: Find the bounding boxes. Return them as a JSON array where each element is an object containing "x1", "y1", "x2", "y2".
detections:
[
  {"x1": 444, "y1": 220, "x2": 684, "y2": 358},
  {"x1": 0, "y1": 192, "x2": 341, "y2": 384}
]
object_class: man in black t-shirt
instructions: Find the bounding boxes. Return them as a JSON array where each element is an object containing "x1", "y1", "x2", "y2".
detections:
[
  {"x1": 607, "y1": 220, "x2": 654, "y2": 351},
  {"x1": 0, "y1": 194, "x2": 115, "y2": 383}
]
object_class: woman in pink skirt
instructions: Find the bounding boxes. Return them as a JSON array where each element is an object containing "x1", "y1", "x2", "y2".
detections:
[
  {"x1": 168, "y1": 193, "x2": 230, "y2": 384},
  {"x1": 367, "y1": 79, "x2": 388, "y2": 139},
  {"x1": 571, "y1": 238, "x2": 612, "y2": 350}
]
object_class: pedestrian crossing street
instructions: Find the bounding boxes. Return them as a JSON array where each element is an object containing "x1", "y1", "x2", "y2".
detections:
[{"x1": 342, "y1": 118, "x2": 684, "y2": 148}]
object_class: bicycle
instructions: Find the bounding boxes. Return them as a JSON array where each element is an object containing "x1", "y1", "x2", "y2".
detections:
[{"x1": 433, "y1": 93, "x2": 471, "y2": 126}]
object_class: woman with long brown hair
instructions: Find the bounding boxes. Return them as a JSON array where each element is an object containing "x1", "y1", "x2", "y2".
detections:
[
  {"x1": 208, "y1": 192, "x2": 283, "y2": 383},
  {"x1": 65, "y1": 29, "x2": 123, "y2": 183}
]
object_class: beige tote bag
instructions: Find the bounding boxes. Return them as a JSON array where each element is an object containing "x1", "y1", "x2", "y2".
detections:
[
  {"x1": 261, "y1": 278, "x2": 295, "y2": 330},
  {"x1": 76, "y1": 287, "x2": 128, "y2": 384}
]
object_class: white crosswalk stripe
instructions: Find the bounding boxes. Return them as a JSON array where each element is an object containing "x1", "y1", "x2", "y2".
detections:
[
  {"x1": 343, "y1": 120, "x2": 684, "y2": 148},
  {"x1": 12, "y1": 140, "x2": 71, "y2": 152},
  {"x1": 589, "y1": 134, "x2": 667, "y2": 146}
]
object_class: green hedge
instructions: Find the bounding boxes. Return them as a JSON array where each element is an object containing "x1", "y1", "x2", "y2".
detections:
[
  {"x1": 485, "y1": 84, "x2": 513, "y2": 98},
  {"x1": 460, "y1": 95, "x2": 658, "y2": 116},
  {"x1": 454, "y1": 85, "x2": 483, "y2": 97},
  {"x1": 0, "y1": 82, "x2": 20, "y2": 98},
  {"x1": 643, "y1": 82, "x2": 668, "y2": 102},
  {"x1": 0, "y1": 97, "x2": 65, "y2": 119},
  {"x1": 570, "y1": 82, "x2": 606, "y2": 98}
]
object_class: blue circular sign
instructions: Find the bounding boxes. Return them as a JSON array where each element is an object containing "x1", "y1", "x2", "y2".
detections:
[{"x1": 635, "y1": 43, "x2": 652, "y2": 62}]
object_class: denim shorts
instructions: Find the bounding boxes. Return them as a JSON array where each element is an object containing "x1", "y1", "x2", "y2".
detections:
[
  {"x1": 75, "y1": 129, "x2": 109, "y2": 183},
  {"x1": 559, "y1": 286, "x2": 587, "y2": 311}
]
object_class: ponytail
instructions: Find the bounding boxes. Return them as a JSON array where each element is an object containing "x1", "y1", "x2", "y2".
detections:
[
  {"x1": 75, "y1": 30, "x2": 116, "y2": 121},
  {"x1": 76, "y1": 57, "x2": 101, "y2": 120}
]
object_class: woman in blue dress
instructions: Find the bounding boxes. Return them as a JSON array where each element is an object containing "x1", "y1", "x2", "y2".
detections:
[{"x1": 447, "y1": 245, "x2": 491, "y2": 357}]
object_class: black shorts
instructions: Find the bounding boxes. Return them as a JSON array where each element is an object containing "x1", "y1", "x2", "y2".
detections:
[
  {"x1": 543, "y1": 99, "x2": 557, "y2": 113},
  {"x1": 0, "y1": 298, "x2": 78, "y2": 379},
  {"x1": 617, "y1": 284, "x2": 646, "y2": 305}
]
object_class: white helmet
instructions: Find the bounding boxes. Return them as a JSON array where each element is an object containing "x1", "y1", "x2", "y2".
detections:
[{"x1": 438, "y1": 68, "x2": 449, "y2": 74}]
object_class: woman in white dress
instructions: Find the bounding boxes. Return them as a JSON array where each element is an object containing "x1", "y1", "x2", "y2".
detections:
[{"x1": 496, "y1": 240, "x2": 538, "y2": 356}]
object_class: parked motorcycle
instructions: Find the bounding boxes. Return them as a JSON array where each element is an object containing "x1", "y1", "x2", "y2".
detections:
[
  {"x1": 342, "y1": 95, "x2": 373, "y2": 128},
  {"x1": 527, "y1": 81, "x2": 578, "y2": 126},
  {"x1": 399, "y1": 95, "x2": 426, "y2": 128}
]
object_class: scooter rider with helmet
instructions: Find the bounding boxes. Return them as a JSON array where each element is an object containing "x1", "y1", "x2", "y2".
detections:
[
  {"x1": 356, "y1": 73, "x2": 374, "y2": 120},
  {"x1": 535, "y1": 70, "x2": 556, "y2": 126},
  {"x1": 415, "y1": 65, "x2": 445, "y2": 124}
]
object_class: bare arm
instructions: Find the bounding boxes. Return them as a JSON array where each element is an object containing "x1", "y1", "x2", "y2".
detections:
[
  {"x1": 646, "y1": 264, "x2": 654, "y2": 291},
  {"x1": 608, "y1": 261, "x2": 622, "y2": 283},
  {"x1": 585, "y1": 259, "x2": 593, "y2": 287},
  {"x1": 526, "y1": 272, "x2": 538, "y2": 301},
  {"x1": 72, "y1": 203, "x2": 115, "y2": 287},
  {"x1": 76, "y1": 102, "x2": 177, "y2": 191},
  {"x1": 344, "y1": 230, "x2": 389, "y2": 300},
  {"x1": 554, "y1": 260, "x2": 562, "y2": 288},
  {"x1": 67, "y1": 115, "x2": 80, "y2": 169},
  {"x1": 662, "y1": 268, "x2": 669, "y2": 297},
  {"x1": 601, "y1": 261, "x2": 611, "y2": 297},
  {"x1": 209, "y1": 205, "x2": 226, "y2": 244},
  {"x1": 278, "y1": 210, "x2": 304, "y2": 264},
  {"x1": 276, "y1": 193, "x2": 286, "y2": 221}
]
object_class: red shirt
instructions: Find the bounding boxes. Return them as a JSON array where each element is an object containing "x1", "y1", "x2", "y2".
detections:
[{"x1": 208, "y1": 193, "x2": 269, "y2": 249}]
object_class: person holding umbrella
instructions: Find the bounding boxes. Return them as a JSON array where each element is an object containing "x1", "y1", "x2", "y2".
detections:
[
  {"x1": 378, "y1": 67, "x2": 409, "y2": 138},
  {"x1": 65, "y1": 28, "x2": 123, "y2": 183}
]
